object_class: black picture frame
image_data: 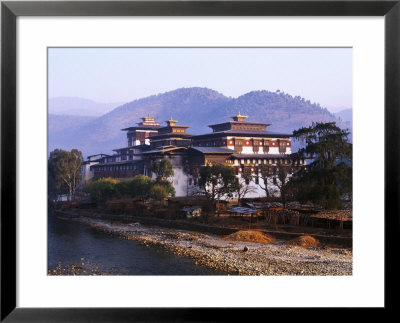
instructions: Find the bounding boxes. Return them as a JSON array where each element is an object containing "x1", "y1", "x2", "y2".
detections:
[{"x1": 1, "y1": 0, "x2": 399, "y2": 321}]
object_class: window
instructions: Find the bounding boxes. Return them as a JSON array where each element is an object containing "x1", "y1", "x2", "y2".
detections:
[
  {"x1": 279, "y1": 140, "x2": 287, "y2": 153},
  {"x1": 253, "y1": 139, "x2": 260, "y2": 152},
  {"x1": 263, "y1": 140, "x2": 270, "y2": 153},
  {"x1": 234, "y1": 139, "x2": 243, "y2": 152}
]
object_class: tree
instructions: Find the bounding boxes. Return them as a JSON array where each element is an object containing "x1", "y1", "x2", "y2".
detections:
[
  {"x1": 256, "y1": 164, "x2": 278, "y2": 198},
  {"x1": 292, "y1": 122, "x2": 351, "y2": 170},
  {"x1": 48, "y1": 149, "x2": 83, "y2": 200},
  {"x1": 198, "y1": 163, "x2": 236, "y2": 210},
  {"x1": 234, "y1": 167, "x2": 257, "y2": 205},
  {"x1": 155, "y1": 179, "x2": 176, "y2": 197},
  {"x1": 183, "y1": 162, "x2": 202, "y2": 196},
  {"x1": 255, "y1": 162, "x2": 292, "y2": 203},
  {"x1": 274, "y1": 162, "x2": 291, "y2": 207},
  {"x1": 289, "y1": 122, "x2": 352, "y2": 209},
  {"x1": 152, "y1": 158, "x2": 174, "y2": 181}
]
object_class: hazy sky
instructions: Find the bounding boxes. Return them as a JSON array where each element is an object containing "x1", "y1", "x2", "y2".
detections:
[{"x1": 48, "y1": 48, "x2": 352, "y2": 112}]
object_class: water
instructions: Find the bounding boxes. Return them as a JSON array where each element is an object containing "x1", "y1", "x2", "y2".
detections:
[{"x1": 48, "y1": 215, "x2": 228, "y2": 275}]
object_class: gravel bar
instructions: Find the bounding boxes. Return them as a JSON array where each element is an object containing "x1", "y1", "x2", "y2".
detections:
[{"x1": 60, "y1": 216, "x2": 352, "y2": 276}]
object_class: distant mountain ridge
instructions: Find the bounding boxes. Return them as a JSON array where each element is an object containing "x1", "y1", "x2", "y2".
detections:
[
  {"x1": 49, "y1": 97, "x2": 123, "y2": 116},
  {"x1": 48, "y1": 87, "x2": 351, "y2": 157},
  {"x1": 334, "y1": 108, "x2": 352, "y2": 127},
  {"x1": 48, "y1": 114, "x2": 97, "y2": 133}
]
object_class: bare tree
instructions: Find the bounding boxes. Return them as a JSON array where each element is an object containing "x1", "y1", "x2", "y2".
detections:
[
  {"x1": 235, "y1": 167, "x2": 258, "y2": 205},
  {"x1": 256, "y1": 164, "x2": 278, "y2": 198},
  {"x1": 274, "y1": 161, "x2": 291, "y2": 207}
]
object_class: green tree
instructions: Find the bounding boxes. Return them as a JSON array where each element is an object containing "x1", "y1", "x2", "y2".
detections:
[
  {"x1": 152, "y1": 158, "x2": 174, "y2": 181},
  {"x1": 289, "y1": 122, "x2": 352, "y2": 209},
  {"x1": 292, "y1": 122, "x2": 352, "y2": 169},
  {"x1": 48, "y1": 149, "x2": 83, "y2": 200},
  {"x1": 198, "y1": 163, "x2": 236, "y2": 210},
  {"x1": 155, "y1": 179, "x2": 176, "y2": 197}
]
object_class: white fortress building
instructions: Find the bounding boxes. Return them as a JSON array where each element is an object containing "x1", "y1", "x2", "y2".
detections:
[{"x1": 82, "y1": 112, "x2": 305, "y2": 198}]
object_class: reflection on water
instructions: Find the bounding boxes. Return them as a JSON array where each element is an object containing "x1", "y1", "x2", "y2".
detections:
[{"x1": 48, "y1": 215, "x2": 227, "y2": 275}]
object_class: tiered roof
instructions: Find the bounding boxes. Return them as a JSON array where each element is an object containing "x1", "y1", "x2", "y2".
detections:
[
  {"x1": 121, "y1": 114, "x2": 161, "y2": 131},
  {"x1": 191, "y1": 111, "x2": 290, "y2": 140},
  {"x1": 207, "y1": 111, "x2": 272, "y2": 133},
  {"x1": 150, "y1": 117, "x2": 192, "y2": 139}
]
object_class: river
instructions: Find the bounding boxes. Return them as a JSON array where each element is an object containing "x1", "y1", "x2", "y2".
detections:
[{"x1": 48, "y1": 215, "x2": 228, "y2": 275}]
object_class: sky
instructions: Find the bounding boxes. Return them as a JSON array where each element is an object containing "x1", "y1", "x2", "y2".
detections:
[{"x1": 48, "y1": 48, "x2": 352, "y2": 112}]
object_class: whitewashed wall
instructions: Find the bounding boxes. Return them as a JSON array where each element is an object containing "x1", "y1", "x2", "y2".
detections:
[
  {"x1": 171, "y1": 167, "x2": 190, "y2": 197},
  {"x1": 80, "y1": 162, "x2": 97, "y2": 185},
  {"x1": 149, "y1": 155, "x2": 189, "y2": 197},
  {"x1": 182, "y1": 173, "x2": 291, "y2": 199}
]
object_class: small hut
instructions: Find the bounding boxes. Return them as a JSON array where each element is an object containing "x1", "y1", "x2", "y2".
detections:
[{"x1": 180, "y1": 206, "x2": 202, "y2": 218}]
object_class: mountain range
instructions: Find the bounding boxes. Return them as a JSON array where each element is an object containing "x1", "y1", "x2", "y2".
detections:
[
  {"x1": 49, "y1": 97, "x2": 123, "y2": 116},
  {"x1": 48, "y1": 87, "x2": 352, "y2": 157}
]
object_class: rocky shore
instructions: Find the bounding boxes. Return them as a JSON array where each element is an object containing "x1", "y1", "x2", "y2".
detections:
[{"x1": 57, "y1": 215, "x2": 352, "y2": 276}]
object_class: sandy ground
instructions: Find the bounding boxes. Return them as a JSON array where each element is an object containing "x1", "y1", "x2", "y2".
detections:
[{"x1": 56, "y1": 215, "x2": 353, "y2": 276}]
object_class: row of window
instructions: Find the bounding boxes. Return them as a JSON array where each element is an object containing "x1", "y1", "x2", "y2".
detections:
[
  {"x1": 231, "y1": 125, "x2": 265, "y2": 131},
  {"x1": 95, "y1": 165, "x2": 136, "y2": 172},
  {"x1": 187, "y1": 173, "x2": 284, "y2": 186},
  {"x1": 194, "y1": 139, "x2": 289, "y2": 148},
  {"x1": 226, "y1": 158, "x2": 302, "y2": 165},
  {"x1": 172, "y1": 129, "x2": 185, "y2": 133}
]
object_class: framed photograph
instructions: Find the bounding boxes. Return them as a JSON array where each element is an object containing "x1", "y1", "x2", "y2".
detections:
[{"x1": 1, "y1": 0, "x2": 398, "y2": 321}]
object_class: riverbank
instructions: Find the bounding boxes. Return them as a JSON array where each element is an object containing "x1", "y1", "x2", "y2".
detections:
[
  {"x1": 48, "y1": 214, "x2": 229, "y2": 276},
  {"x1": 54, "y1": 213, "x2": 352, "y2": 276}
]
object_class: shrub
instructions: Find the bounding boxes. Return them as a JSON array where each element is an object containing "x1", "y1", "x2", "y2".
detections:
[
  {"x1": 149, "y1": 184, "x2": 169, "y2": 201},
  {"x1": 86, "y1": 177, "x2": 120, "y2": 203},
  {"x1": 85, "y1": 174, "x2": 174, "y2": 203},
  {"x1": 115, "y1": 180, "x2": 130, "y2": 197},
  {"x1": 127, "y1": 175, "x2": 154, "y2": 199}
]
